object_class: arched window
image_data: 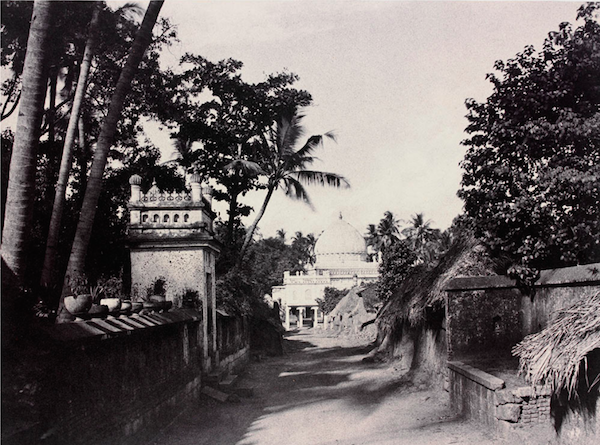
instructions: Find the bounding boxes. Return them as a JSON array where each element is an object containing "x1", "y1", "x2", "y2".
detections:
[
  {"x1": 184, "y1": 214, "x2": 189, "y2": 222},
  {"x1": 163, "y1": 214, "x2": 170, "y2": 223},
  {"x1": 142, "y1": 214, "x2": 148, "y2": 223},
  {"x1": 173, "y1": 214, "x2": 180, "y2": 223},
  {"x1": 153, "y1": 214, "x2": 159, "y2": 223}
]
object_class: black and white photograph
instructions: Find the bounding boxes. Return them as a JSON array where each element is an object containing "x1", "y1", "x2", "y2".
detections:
[{"x1": 1, "y1": 1, "x2": 599, "y2": 444}]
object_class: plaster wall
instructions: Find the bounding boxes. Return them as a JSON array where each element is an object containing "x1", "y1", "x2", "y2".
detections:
[{"x1": 130, "y1": 248, "x2": 217, "y2": 370}]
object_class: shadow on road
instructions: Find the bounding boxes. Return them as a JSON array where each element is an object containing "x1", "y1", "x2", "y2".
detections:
[{"x1": 151, "y1": 329, "x2": 478, "y2": 445}]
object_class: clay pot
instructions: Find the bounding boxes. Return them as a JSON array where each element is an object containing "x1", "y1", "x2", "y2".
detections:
[
  {"x1": 89, "y1": 304, "x2": 109, "y2": 318},
  {"x1": 131, "y1": 302, "x2": 143, "y2": 313},
  {"x1": 64, "y1": 294, "x2": 93, "y2": 314},
  {"x1": 120, "y1": 300, "x2": 132, "y2": 312},
  {"x1": 149, "y1": 295, "x2": 166, "y2": 304},
  {"x1": 100, "y1": 298, "x2": 121, "y2": 312}
]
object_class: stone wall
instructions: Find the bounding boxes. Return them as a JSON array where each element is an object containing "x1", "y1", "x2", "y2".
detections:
[
  {"x1": 445, "y1": 263, "x2": 600, "y2": 442},
  {"x1": 5, "y1": 311, "x2": 203, "y2": 445},
  {"x1": 445, "y1": 263, "x2": 600, "y2": 360},
  {"x1": 449, "y1": 361, "x2": 552, "y2": 429}
]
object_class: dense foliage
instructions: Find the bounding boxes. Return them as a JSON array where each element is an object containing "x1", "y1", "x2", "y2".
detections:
[
  {"x1": 216, "y1": 232, "x2": 316, "y2": 316},
  {"x1": 154, "y1": 55, "x2": 313, "y2": 247},
  {"x1": 377, "y1": 240, "x2": 417, "y2": 301},
  {"x1": 459, "y1": 4, "x2": 600, "y2": 270}
]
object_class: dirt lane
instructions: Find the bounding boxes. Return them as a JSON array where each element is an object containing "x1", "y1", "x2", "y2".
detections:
[{"x1": 151, "y1": 329, "x2": 504, "y2": 445}]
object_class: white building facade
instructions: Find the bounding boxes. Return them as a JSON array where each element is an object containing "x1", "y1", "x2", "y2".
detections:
[{"x1": 272, "y1": 215, "x2": 379, "y2": 329}]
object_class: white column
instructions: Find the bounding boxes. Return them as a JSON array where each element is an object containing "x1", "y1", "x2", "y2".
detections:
[
  {"x1": 285, "y1": 305, "x2": 290, "y2": 331},
  {"x1": 298, "y1": 307, "x2": 304, "y2": 328},
  {"x1": 190, "y1": 174, "x2": 202, "y2": 202},
  {"x1": 323, "y1": 314, "x2": 329, "y2": 330},
  {"x1": 312, "y1": 306, "x2": 318, "y2": 328}
]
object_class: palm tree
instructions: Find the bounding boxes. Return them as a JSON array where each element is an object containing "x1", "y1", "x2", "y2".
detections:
[
  {"x1": 40, "y1": 3, "x2": 102, "y2": 290},
  {"x1": 275, "y1": 228, "x2": 287, "y2": 241},
  {"x1": 402, "y1": 213, "x2": 439, "y2": 264},
  {"x1": 61, "y1": 0, "x2": 164, "y2": 313},
  {"x1": 238, "y1": 110, "x2": 349, "y2": 261},
  {"x1": 377, "y1": 211, "x2": 401, "y2": 252},
  {"x1": 170, "y1": 136, "x2": 200, "y2": 174},
  {"x1": 1, "y1": 0, "x2": 56, "y2": 288}
]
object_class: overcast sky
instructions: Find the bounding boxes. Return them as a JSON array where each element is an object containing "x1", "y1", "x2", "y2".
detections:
[{"x1": 84, "y1": 2, "x2": 597, "y2": 238}]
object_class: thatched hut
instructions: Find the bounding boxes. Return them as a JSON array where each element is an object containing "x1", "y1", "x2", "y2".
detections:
[
  {"x1": 327, "y1": 285, "x2": 377, "y2": 335},
  {"x1": 372, "y1": 236, "x2": 499, "y2": 380},
  {"x1": 513, "y1": 292, "x2": 600, "y2": 399}
]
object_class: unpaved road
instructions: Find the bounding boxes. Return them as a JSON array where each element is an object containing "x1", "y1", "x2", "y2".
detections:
[{"x1": 151, "y1": 329, "x2": 505, "y2": 445}]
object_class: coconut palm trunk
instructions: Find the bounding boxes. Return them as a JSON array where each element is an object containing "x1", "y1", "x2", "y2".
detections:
[
  {"x1": 60, "y1": 0, "x2": 164, "y2": 311},
  {"x1": 40, "y1": 3, "x2": 101, "y2": 290},
  {"x1": 1, "y1": 0, "x2": 55, "y2": 289},
  {"x1": 239, "y1": 183, "x2": 276, "y2": 262}
]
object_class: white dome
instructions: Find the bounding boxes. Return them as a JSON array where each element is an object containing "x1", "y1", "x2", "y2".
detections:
[{"x1": 315, "y1": 215, "x2": 367, "y2": 265}]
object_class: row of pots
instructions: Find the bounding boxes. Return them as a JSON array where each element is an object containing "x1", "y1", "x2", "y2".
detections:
[{"x1": 63, "y1": 294, "x2": 172, "y2": 318}]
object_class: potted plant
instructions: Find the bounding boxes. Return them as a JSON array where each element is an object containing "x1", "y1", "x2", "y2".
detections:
[
  {"x1": 63, "y1": 277, "x2": 93, "y2": 317},
  {"x1": 97, "y1": 276, "x2": 123, "y2": 314}
]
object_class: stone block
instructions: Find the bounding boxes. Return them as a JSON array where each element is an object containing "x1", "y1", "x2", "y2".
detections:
[
  {"x1": 515, "y1": 386, "x2": 533, "y2": 398},
  {"x1": 496, "y1": 389, "x2": 520, "y2": 405},
  {"x1": 497, "y1": 403, "x2": 522, "y2": 422}
]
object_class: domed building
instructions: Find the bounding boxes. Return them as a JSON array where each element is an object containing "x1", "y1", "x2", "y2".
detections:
[{"x1": 272, "y1": 214, "x2": 379, "y2": 329}]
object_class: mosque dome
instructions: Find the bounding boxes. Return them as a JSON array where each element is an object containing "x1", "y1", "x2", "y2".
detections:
[{"x1": 314, "y1": 214, "x2": 368, "y2": 266}]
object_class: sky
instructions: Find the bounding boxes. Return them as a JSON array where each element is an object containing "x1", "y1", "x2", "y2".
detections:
[{"x1": 8, "y1": 1, "x2": 584, "y2": 240}]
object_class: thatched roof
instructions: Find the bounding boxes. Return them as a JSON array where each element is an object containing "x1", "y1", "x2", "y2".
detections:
[
  {"x1": 513, "y1": 292, "x2": 600, "y2": 399},
  {"x1": 377, "y1": 236, "x2": 498, "y2": 329},
  {"x1": 329, "y1": 287, "x2": 365, "y2": 318}
]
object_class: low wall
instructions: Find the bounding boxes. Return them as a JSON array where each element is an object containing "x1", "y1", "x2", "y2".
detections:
[
  {"x1": 4, "y1": 310, "x2": 204, "y2": 445},
  {"x1": 449, "y1": 361, "x2": 551, "y2": 430},
  {"x1": 217, "y1": 313, "x2": 250, "y2": 375}
]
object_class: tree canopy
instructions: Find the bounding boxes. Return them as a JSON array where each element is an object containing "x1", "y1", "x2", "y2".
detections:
[{"x1": 459, "y1": 4, "x2": 600, "y2": 270}]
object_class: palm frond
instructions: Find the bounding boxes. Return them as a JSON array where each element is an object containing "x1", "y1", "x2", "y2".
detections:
[
  {"x1": 224, "y1": 159, "x2": 265, "y2": 177},
  {"x1": 291, "y1": 170, "x2": 350, "y2": 188},
  {"x1": 282, "y1": 176, "x2": 313, "y2": 208},
  {"x1": 277, "y1": 113, "x2": 305, "y2": 156},
  {"x1": 513, "y1": 291, "x2": 600, "y2": 399},
  {"x1": 113, "y1": 2, "x2": 144, "y2": 20},
  {"x1": 295, "y1": 132, "x2": 336, "y2": 159}
]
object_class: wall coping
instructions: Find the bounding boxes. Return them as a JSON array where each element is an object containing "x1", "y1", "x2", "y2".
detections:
[
  {"x1": 448, "y1": 361, "x2": 506, "y2": 390},
  {"x1": 445, "y1": 263, "x2": 600, "y2": 292},
  {"x1": 42, "y1": 309, "x2": 202, "y2": 344}
]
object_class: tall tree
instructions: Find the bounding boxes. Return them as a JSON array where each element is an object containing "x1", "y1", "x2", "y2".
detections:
[
  {"x1": 402, "y1": 213, "x2": 440, "y2": 264},
  {"x1": 156, "y1": 56, "x2": 312, "y2": 247},
  {"x1": 62, "y1": 0, "x2": 165, "y2": 306},
  {"x1": 1, "y1": 0, "x2": 55, "y2": 289},
  {"x1": 239, "y1": 110, "x2": 349, "y2": 261},
  {"x1": 459, "y1": 4, "x2": 600, "y2": 270},
  {"x1": 40, "y1": 2, "x2": 102, "y2": 289}
]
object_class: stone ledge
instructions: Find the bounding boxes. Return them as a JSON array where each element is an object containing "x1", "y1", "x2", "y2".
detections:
[
  {"x1": 42, "y1": 309, "x2": 202, "y2": 343},
  {"x1": 448, "y1": 361, "x2": 506, "y2": 390}
]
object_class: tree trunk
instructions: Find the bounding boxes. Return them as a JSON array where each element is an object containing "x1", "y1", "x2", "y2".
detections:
[
  {"x1": 40, "y1": 3, "x2": 101, "y2": 290},
  {"x1": 227, "y1": 191, "x2": 239, "y2": 246},
  {"x1": 238, "y1": 184, "x2": 275, "y2": 264},
  {"x1": 60, "y1": 0, "x2": 164, "y2": 318},
  {"x1": 77, "y1": 116, "x2": 89, "y2": 196},
  {"x1": 1, "y1": 0, "x2": 55, "y2": 289},
  {"x1": 47, "y1": 67, "x2": 57, "y2": 144}
]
